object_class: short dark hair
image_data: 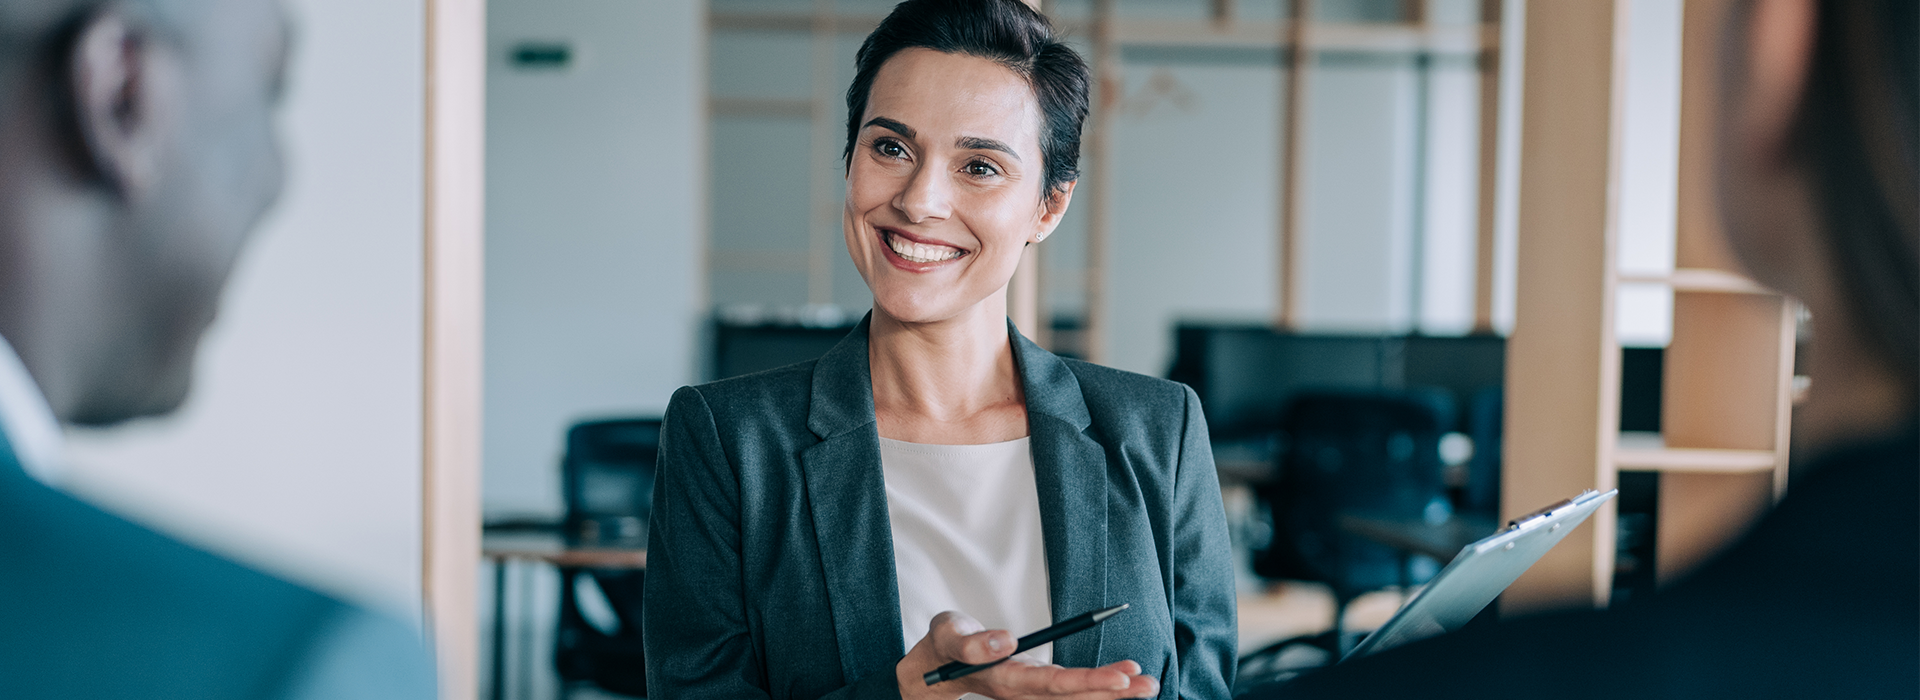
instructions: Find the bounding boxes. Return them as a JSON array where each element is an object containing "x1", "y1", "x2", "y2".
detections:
[
  {"x1": 843, "y1": 0, "x2": 1090, "y2": 198},
  {"x1": 1797, "y1": 0, "x2": 1918, "y2": 385}
]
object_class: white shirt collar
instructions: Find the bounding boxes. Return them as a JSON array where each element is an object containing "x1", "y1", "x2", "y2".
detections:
[{"x1": 0, "y1": 334, "x2": 65, "y2": 484}]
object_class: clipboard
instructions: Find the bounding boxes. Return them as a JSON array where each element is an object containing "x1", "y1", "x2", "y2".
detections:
[{"x1": 1343, "y1": 488, "x2": 1619, "y2": 660}]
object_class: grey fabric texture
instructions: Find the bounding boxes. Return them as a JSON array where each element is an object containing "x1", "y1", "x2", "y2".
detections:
[
  {"x1": 644, "y1": 317, "x2": 1238, "y2": 699},
  {"x1": 0, "y1": 437, "x2": 437, "y2": 700}
]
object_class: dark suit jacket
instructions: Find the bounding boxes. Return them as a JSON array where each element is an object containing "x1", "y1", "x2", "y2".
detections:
[
  {"x1": 0, "y1": 433, "x2": 437, "y2": 699},
  {"x1": 644, "y1": 319, "x2": 1238, "y2": 699},
  {"x1": 1260, "y1": 424, "x2": 1919, "y2": 699}
]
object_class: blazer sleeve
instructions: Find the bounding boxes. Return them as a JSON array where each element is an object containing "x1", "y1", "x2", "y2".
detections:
[
  {"x1": 643, "y1": 387, "x2": 905, "y2": 700},
  {"x1": 645, "y1": 386, "x2": 771, "y2": 698},
  {"x1": 1170, "y1": 384, "x2": 1239, "y2": 698}
]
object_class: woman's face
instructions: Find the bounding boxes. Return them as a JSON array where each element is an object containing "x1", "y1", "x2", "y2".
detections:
[{"x1": 844, "y1": 48, "x2": 1073, "y2": 326}]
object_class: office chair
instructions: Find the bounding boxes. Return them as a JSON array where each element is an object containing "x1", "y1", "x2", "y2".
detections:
[
  {"x1": 554, "y1": 418, "x2": 662, "y2": 699},
  {"x1": 1239, "y1": 389, "x2": 1453, "y2": 690},
  {"x1": 1460, "y1": 386, "x2": 1504, "y2": 518}
]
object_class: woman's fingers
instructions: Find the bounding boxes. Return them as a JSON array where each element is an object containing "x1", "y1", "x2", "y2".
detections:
[
  {"x1": 979, "y1": 658, "x2": 1158, "y2": 699},
  {"x1": 927, "y1": 610, "x2": 1014, "y2": 665}
]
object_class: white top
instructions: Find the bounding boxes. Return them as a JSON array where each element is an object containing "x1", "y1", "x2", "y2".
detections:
[
  {"x1": 880, "y1": 436, "x2": 1053, "y2": 671},
  {"x1": 0, "y1": 333, "x2": 64, "y2": 484}
]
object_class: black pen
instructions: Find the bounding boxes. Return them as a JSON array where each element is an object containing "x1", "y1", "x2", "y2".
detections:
[{"x1": 923, "y1": 604, "x2": 1130, "y2": 686}]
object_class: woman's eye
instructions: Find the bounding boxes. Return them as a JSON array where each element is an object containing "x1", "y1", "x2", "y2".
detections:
[
  {"x1": 965, "y1": 161, "x2": 999, "y2": 177},
  {"x1": 875, "y1": 140, "x2": 907, "y2": 159}
]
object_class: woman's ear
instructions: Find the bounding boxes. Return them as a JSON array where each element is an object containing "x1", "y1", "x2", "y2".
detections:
[
  {"x1": 1735, "y1": 0, "x2": 1818, "y2": 167},
  {"x1": 69, "y1": 9, "x2": 174, "y2": 200},
  {"x1": 1032, "y1": 180, "x2": 1076, "y2": 243}
]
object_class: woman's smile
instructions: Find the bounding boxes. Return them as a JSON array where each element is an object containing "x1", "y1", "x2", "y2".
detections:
[{"x1": 880, "y1": 227, "x2": 969, "y2": 270}]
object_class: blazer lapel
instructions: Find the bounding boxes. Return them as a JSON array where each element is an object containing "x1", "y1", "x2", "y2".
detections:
[
  {"x1": 1012, "y1": 323, "x2": 1112, "y2": 669},
  {"x1": 800, "y1": 317, "x2": 907, "y2": 683}
]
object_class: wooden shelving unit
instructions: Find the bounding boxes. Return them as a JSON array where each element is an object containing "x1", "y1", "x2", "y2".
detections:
[
  {"x1": 1503, "y1": 0, "x2": 1796, "y2": 613},
  {"x1": 1618, "y1": 268, "x2": 1771, "y2": 295},
  {"x1": 1652, "y1": 0, "x2": 1797, "y2": 581},
  {"x1": 1613, "y1": 446, "x2": 1778, "y2": 474}
]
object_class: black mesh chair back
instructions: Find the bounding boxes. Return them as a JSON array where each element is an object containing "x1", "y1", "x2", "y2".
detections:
[
  {"x1": 1254, "y1": 389, "x2": 1452, "y2": 600},
  {"x1": 562, "y1": 419, "x2": 662, "y2": 547},
  {"x1": 555, "y1": 418, "x2": 661, "y2": 698},
  {"x1": 1240, "y1": 390, "x2": 1453, "y2": 688},
  {"x1": 1462, "y1": 386, "x2": 1504, "y2": 517}
]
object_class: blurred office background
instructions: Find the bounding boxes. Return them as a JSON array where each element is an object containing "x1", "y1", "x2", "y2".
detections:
[
  {"x1": 482, "y1": 0, "x2": 1681, "y2": 521},
  {"x1": 478, "y1": 0, "x2": 1692, "y2": 698},
  {"x1": 32, "y1": 0, "x2": 1769, "y2": 699}
]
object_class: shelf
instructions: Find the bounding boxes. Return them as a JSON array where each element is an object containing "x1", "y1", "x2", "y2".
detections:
[
  {"x1": 710, "y1": 12, "x2": 1495, "y2": 53},
  {"x1": 1617, "y1": 268, "x2": 1773, "y2": 294},
  {"x1": 1613, "y1": 447, "x2": 1778, "y2": 473}
]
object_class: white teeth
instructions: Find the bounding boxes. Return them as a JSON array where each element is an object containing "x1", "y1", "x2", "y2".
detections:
[{"x1": 885, "y1": 231, "x2": 965, "y2": 264}]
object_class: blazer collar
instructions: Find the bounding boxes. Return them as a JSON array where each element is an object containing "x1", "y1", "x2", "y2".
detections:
[
  {"x1": 1008, "y1": 320, "x2": 1094, "y2": 433},
  {"x1": 803, "y1": 314, "x2": 1112, "y2": 676},
  {"x1": 807, "y1": 316, "x2": 878, "y2": 441},
  {"x1": 803, "y1": 314, "x2": 901, "y2": 684},
  {"x1": 1008, "y1": 322, "x2": 1111, "y2": 669}
]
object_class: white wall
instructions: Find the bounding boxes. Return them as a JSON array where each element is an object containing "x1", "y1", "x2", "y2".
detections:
[
  {"x1": 1104, "y1": 62, "x2": 1281, "y2": 375},
  {"x1": 1094, "y1": 49, "x2": 1486, "y2": 376},
  {"x1": 1615, "y1": 0, "x2": 1682, "y2": 347},
  {"x1": 483, "y1": 0, "x2": 705, "y2": 518},
  {"x1": 60, "y1": 0, "x2": 428, "y2": 616}
]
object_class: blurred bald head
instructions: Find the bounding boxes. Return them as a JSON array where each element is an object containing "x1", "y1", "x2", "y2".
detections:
[{"x1": 0, "y1": 0, "x2": 288, "y2": 426}]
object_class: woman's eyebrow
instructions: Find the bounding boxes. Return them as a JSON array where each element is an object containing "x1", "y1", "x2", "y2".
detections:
[
  {"x1": 957, "y1": 136, "x2": 1021, "y2": 161},
  {"x1": 863, "y1": 116, "x2": 916, "y2": 139}
]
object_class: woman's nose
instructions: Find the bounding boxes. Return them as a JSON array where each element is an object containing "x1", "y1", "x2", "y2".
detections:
[{"x1": 892, "y1": 162, "x2": 952, "y2": 224}]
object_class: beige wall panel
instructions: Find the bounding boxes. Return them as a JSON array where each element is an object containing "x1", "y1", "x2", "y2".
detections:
[
  {"x1": 1501, "y1": 0, "x2": 1624, "y2": 615},
  {"x1": 1657, "y1": 280, "x2": 1792, "y2": 586},
  {"x1": 1656, "y1": 0, "x2": 1794, "y2": 586},
  {"x1": 1658, "y1": 470, "x2": 1773, "y2": 582},
  {"x1": 1664, "y1": 293, "x2": 1789, "y2": 450}
]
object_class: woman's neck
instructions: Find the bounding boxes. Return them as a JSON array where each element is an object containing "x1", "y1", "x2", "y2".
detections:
[{"x1": 868, "y1": 295, "x2": 1029, "y2": 444}]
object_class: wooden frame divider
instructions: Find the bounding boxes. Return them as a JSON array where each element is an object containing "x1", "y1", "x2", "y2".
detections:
[
  {"x1": 423, "y1": 0, "x2": 485, "y2": 696},
  {"x1": 1471, "y1": 0, "x2": 1503, "y2": 333},
  {"x1": 1081, "y1": 0, "x2": 1117, "y2": 363},
  {"x1": 1500, "y1": 0, "x2": 1627, "y2": 615},
  {"x1": 1275, "y1": 0, "x2": 1311, "y2": 328}
]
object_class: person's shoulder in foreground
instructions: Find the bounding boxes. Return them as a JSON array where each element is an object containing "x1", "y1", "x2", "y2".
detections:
[
  {"x1": 0, "y1": 0, "x2": 440, "y2": 696},
  {"x1": 1255, "y1": 426, "x2": 1918, "y2": 700},
  {"x1": 0, "y1": 460, "x2": 437, "y2": 700}
]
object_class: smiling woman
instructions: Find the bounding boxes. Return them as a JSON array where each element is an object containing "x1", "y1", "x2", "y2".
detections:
[{"x1": 642, "y1": 1, "x2": 1238, "y2": 699}]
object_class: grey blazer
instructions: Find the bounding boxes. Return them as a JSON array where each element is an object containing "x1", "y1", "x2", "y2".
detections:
[{"x1": 644, "y1": 318, "x2": 1237, "y2": 700}]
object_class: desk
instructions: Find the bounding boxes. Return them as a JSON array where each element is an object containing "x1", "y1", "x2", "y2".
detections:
[
  {"x1": 1338, "y1": 514, "x2": 1498, "y2": 564},
  {"x1": 483, "y1": 530, "x2": 645, "y2": 700}
]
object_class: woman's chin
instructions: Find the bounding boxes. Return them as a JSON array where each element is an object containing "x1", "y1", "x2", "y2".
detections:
[{"x1": 870, "y1": 293, "x2": 977, "y2": 327}]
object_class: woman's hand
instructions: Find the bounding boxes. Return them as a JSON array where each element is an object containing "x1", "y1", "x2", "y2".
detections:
[{"x1": 896, "y1": 611, "x2": 1160, "y2": 700}]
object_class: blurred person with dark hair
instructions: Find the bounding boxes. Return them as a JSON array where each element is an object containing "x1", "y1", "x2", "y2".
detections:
[
  {"x1": 1250, "y1": 0, "x2": 1916, "y2": 696},
  {"x1": 643, "y1": 0, "x2": 1237, "y2": 698},
  {"x1": 0, "y1": 1, "x2": 435, "y2": 697}
]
